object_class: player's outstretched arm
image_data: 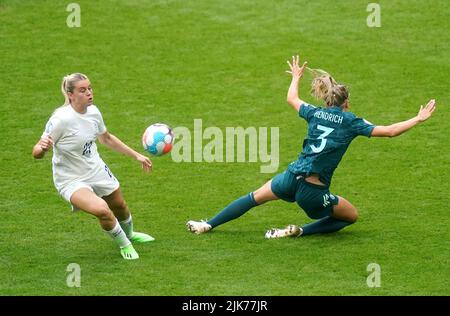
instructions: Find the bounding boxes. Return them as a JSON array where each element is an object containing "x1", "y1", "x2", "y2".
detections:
[
  {"x1": 371, "y1": 99, "x2": 436, "y2": 137},
  {"x1": 98, "y1": 131, "x2": 153, "y2": 172},
  {"x1": 286, "y1": 55, "x2": 308, "y2": 112},
  {"x1": 32, "y1": 135, "x2": 53, "y2": 159}
]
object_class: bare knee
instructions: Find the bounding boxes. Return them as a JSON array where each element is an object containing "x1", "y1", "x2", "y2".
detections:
[
  {"x1": 332, "y1": 196, "x2": 359, "y2": 223},
  {"x1": 92, "y1": 201, "x2": 114, "y2": 221},
  {"x1": 349, "y1": 209, "x2": 358, "y2": 223}
]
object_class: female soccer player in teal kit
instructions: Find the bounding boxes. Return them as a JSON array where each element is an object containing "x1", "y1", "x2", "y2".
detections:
[{"x1": 187, "y1": 55, "x2": 436, "y2": 238}]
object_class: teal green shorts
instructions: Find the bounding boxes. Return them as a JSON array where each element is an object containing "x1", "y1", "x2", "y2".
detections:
[{"x1": 271, "y1": 170, "x2": 339, "y2": 219}]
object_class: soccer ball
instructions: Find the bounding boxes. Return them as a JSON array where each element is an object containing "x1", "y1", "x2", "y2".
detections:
[{"x1": 142, "y1": 123, "x2": 174, "y2": 156}]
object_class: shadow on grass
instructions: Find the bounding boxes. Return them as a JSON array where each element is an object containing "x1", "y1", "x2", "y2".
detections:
[{"x1": 192, "y1": 227, "x2": 363, "y2": 241}]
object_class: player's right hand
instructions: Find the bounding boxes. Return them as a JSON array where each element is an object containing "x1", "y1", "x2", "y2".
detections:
[
  {"x1": 38, "y1": 135, "x2": 53, "y2": 152},
  {"x1": 286, "y1": 55, "x2": 307, "y2": 80},
  {"x1": 136, "y1": 153, "x2": 153, "y2": 173}
]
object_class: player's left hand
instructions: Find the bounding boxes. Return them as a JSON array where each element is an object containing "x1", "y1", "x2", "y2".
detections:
[
  {"x1": 417, "y1": 99, "x2": 436, "y2": 122},
  {"x1": 136, "y1": 154, "x2": 153, "y2": 172}
]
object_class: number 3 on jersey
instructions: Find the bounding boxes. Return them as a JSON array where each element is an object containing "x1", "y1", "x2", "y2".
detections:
[{"x1": 310, "y1": 125, "x2": 334, "y2": 153}]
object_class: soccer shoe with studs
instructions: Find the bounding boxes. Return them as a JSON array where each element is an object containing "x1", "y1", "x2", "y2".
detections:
[
  {"x1": 120, "y1": 244, "x2": 139, "y2": 260},
  {"x1": 265, "y1": 224, "x2": 302, "y2": 239},
  {"x1": 186, "y1": 220, "x2": 212, "y2": 234},
  {"x1": 130, "y1": 232, "x2": 155, "y2": 243}
]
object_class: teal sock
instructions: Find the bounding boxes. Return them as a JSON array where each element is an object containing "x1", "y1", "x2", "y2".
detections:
[
  {"x1": 301, "y1": 216, "x2": 353, "y2": 236},
  {"x1": 207, "y1": 193, "x2": 258, "y2": 228}
]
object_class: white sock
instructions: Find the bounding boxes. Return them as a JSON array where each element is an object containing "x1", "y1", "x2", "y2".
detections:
[
  {"x1": 119, "y1": 215, "x2": 134, "y2": 239},
  {"x1": 104, "y1": 220, "x2": 131, "y2": 248}
]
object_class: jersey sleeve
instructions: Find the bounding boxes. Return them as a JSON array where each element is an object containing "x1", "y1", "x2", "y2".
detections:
[
  {"x1": 41, "y1": 116, "x2": 64, "y2": 143},
  {"x1": 92, "y1": 106, "x2": 107, "y2": 135},
  {"x1": 350, "y1": 117, "x2": 376, "y2": 137},
  {"x1": 97, "y1": 111, "x2": 107, "y2": 135},
  {"x1": 299, "y1": 103, "x2": 317, "y2": 122}
]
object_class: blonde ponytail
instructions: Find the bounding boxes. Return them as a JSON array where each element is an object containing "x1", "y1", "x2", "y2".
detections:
[
  {"x1": 308, "y1": 68, "x2": 348, "y2": 107},
  {"x1": 61, "y1": 75, "x2": 70, "y2": 105}
]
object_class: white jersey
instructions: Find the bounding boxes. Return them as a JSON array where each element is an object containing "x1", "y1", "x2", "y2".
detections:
[{"x1": 42, "y1": 104, "x2": 108, "y2": 190}]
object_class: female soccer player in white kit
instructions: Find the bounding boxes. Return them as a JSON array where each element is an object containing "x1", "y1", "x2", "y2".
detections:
[{"x1": 32, "y1": 73, "x2": 154, "y2": 260}]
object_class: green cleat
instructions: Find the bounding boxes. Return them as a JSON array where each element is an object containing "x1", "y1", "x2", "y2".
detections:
[
  {"x1": 130, "y1": 232, "x2": 155, "y2": 243},
  {"x1": 120, "y1": 244, "x2": 139, "y2": 260}
]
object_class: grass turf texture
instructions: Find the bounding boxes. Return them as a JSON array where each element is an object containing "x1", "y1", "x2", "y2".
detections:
[{"x1": 0, "y1": 0, "x2": 449, "y2": 295}]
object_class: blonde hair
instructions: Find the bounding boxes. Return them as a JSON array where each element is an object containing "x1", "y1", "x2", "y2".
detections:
[
  {"x1": 307, "y1": 68, "x2": 349, "y2": 107},
  {"x1": 61, "y1": 73, "x2": 89, "y2": 105}
]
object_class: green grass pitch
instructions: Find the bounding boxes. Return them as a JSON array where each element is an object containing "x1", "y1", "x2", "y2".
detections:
[{"x1": 0, "y1": 0, "x2": 449, "y2": 295}]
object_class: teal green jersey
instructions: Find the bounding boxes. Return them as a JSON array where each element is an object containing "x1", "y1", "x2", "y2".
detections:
[{"x1": 288, "y1": 103, "x2": 376, "y2": 186}]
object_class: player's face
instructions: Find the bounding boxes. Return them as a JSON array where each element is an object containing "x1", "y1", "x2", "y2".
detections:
[{"x1": 69, "y1": 79, "x2": 93, "y2": 107}]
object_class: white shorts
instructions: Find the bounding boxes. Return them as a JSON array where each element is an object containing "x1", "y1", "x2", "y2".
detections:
[{"x1": 58, "y1": 166, "x2": 120, "y2": 210}]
